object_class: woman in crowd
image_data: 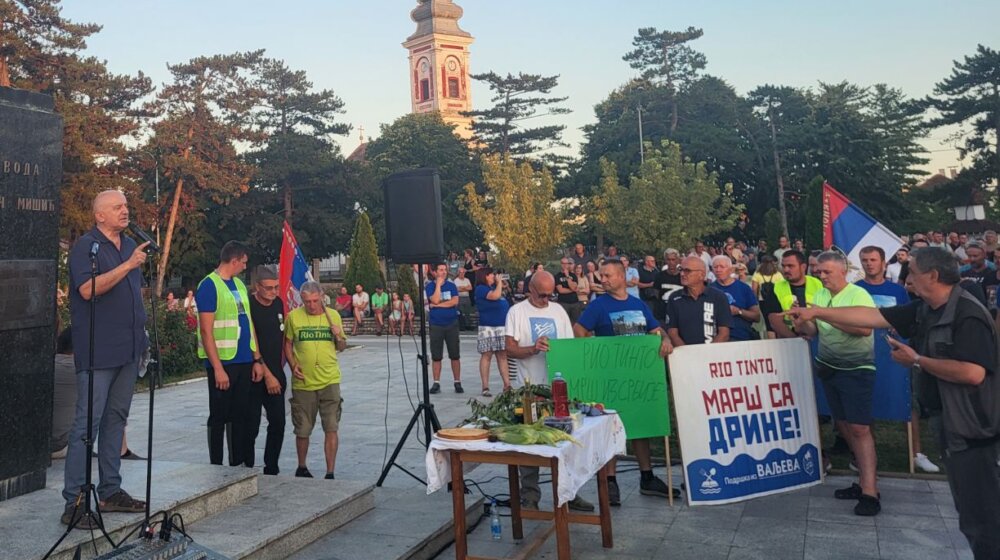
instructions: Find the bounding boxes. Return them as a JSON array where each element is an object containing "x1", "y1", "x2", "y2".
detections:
[
  {"x1": 388, "y1": 292, "x2": 403, "y2": 336},
  {"x1": 575, "y1": 263, "x2": 591, "y2": 304},
  {"x1": 586, "y1": 260, "x2": 604, "y2": 301},
  {"x1": 401, "y1": 293, "x2": 415, "y2": 336},
  {"x1": 474, "y1": 267, "x2": 511, "y2": 397}
]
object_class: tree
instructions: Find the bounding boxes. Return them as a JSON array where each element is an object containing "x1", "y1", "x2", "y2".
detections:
[
  {"x1": 594, "y1": 141, "x2": 742, "y2": 255},
  {"x1": 365, "y1": 112, "x2": 481, "y2": 249},
  {"x1": 394, "y1": 264, "x2": 418, "y2": 304},
  {"x1": 927, "y1": 44, "x2": 1000, "y2": 189},
  {"x1": 148, "y1": 51, "x2": 264, "y2": 295},
  {"x1": 343, "y1": 212, "x2": 384, "y2": 292},
  {"x1": 461, "y1": 154, "x2": 564, "y2": 273},
  {"x1": 0, "y1": 0, "x2": 153, "y2": 239},
  {"x1": 746, "y1": 85, "x2": 810, "y2": 239},
  {"x1": 462, "y1": 71, "x2": 571, "y2": 167},
  {"x1": 250, "y1": 57, "x2": 350, "y2": 222},
  {"x1": 622, "y1": 26, "x2": 707, "y2": 135}
]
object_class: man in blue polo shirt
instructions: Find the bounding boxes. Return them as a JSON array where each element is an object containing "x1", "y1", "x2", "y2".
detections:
[
  {"x1": 666, "y1": 256, "x2": 733, "y2": 346},
  {"x1": 574, "y1": 260, "x2": 673, "y2": 506},
  {"x1": 427, "y1": 263, "x2": 463, "y2": 394},
  {"x1": 62, "y1": 190, "x2": 149, "y2": 528},
  {"x1": 710, "y1": 255, "x2": 759, "y2": 341}
]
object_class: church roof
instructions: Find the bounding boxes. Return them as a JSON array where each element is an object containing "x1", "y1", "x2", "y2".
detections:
[{"x1": 407, "y1": 0, "x2": 471, "y2": 41}]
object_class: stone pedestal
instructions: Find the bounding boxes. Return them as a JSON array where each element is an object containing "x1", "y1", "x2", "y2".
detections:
[{"x1": 0, "y1": 87, "x2": 63, "y2": 501}]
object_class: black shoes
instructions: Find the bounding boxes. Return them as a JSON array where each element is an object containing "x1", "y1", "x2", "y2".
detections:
[
  {"x1": 295, "y1": 466, "x2": 314, "y2": 478},
  {"x1": 324, "y1": 473, "x2": 335, "y2": 480},
  {"x1": 855, "y1": 494, "x2": 881, "y2": 516},
  {"x1": 607, "y1": 479, "x2": 621, "y2": 506},
  {"x1": 454, "y1": 382, "x2": 464, "y2": 394},
  {"x1": 834, "y1": 482, "x2": 863, "y2": 500},
  {"x1": 429, "y1": 383, "x2": 441, "y2": 394}
]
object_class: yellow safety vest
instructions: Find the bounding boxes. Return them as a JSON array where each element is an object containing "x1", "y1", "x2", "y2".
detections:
[
  {"x1": 196, "y1": 272, "x2": 257, "y2": 361},
  {"x1": 773, "y1": 276, "x2": 822, "y2": 332}
]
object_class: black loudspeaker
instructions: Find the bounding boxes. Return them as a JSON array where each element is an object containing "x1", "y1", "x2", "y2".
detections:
[{"x1": 383, "y1": 168, "x2": 445, "y2": 263}]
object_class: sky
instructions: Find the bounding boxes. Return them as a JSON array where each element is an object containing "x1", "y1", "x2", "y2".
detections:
[{"x1": 61, "y1": 0, "x2": 1000, "y2": 177}]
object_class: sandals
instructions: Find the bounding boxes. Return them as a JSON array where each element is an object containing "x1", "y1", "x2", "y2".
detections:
[{"x1": 482, "y1": 388, "x2": 492, "y2": 397}]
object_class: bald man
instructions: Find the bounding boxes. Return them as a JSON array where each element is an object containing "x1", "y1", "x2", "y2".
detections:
[
  {"x1": 665, "y1": 257, "x2": 732, "y2": 347},
  {"x1": 504, "y1": 271, "x2": 595, "y2": 512},
  {"x1": 62, "y1": 190, "x2": 150, "y2": 528}
]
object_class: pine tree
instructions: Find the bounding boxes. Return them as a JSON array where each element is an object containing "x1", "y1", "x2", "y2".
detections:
[
  {"x1": 343, "y1": 212, "x2": 384, "y2": 293},
  {"x1": 149, "y1": 51, "x2": 264, "y2": 294},
  {"x1": 462, "y1": 72, "x2": 571, "y2": 169},
  {"x1": 927, "y1": 44, "x2": 1000, "y2": 188},
  {"x1": 622, "y1": 27, "x2": 707, "y2": 135}
]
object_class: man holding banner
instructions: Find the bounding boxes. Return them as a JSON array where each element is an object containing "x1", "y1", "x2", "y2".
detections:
[
  {"x1": 790, "y1": 251, "x2": 881, "y2": 516},
  {"x1": 504, "y1": 271, "x2": 595, "y2": 512},
  {"x1": 788, "y1": 247, "x2": 1000, "y2": 558},
  {"x1": 573, "y1": 260, "x2": 674, "y2": 505}
]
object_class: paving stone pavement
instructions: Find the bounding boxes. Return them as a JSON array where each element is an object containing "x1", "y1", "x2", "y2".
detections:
[{"x1": 110, "y1": 335, "x2": 972, "y2": 560}]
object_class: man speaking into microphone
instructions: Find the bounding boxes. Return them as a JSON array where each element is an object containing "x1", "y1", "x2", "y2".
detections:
[{"x1": 62, "y1": 190, "x2": 149, "y2": 528}]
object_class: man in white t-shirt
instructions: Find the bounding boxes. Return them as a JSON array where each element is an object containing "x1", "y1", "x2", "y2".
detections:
[
  {"x1": 504, "y1": 271, "x2": 594, "y2": 512},
  {"x1": 351, "y1": 284, "x2": 369, "y2": 336}
]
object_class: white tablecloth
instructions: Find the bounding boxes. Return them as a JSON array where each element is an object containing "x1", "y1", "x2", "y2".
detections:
[{"x1": 425, "y1": 415, "x2": 627, "y2": 506}]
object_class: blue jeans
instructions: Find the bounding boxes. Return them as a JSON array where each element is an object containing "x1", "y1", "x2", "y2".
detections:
[{"x1": 62, "y1": 361, "x2": 138, "y2": 504}]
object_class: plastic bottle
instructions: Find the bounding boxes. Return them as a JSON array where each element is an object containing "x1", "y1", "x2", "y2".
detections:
[
  {"x1": 552, "y1": 371, "x2": 570, "y2": 418},
  {"x1": 490, "y1": 499, "x2": 502, "y2": 541}
]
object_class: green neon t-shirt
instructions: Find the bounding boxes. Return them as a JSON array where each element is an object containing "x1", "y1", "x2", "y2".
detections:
[
  {"x1": 814, "y1": 283, "x2": 876, "y2": 370},
  {"x1": 285, "y1": 307, "x2": 343, "y2": 390}
]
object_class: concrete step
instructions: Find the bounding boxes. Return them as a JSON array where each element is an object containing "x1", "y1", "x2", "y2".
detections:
[
  {"x1": 185, "y1": 476, "x2": 375, "y2": 559},
  {"x1": 289, "y1": 486, "x2": 484, "y2": 560},
  {"x1": 1, "y1": 460, "x2": 258, "y2": 560}
]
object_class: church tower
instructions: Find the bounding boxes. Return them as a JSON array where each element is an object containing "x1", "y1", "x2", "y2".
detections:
[{"x1": 402, "y1": 0, "x2": 474, "y2": 139}]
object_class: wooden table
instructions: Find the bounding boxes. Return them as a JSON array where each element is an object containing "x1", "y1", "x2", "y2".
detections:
[{"x1": 448, "y1": 449, "x2": 614, "y2": 560}]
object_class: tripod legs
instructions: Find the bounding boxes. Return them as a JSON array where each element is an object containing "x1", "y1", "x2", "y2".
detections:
[{"x1": 377, "y1": 402, "x2": 441, "y2": 487}]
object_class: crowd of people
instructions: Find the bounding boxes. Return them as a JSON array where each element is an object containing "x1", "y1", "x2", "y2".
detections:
[{"x1": 58, "y1": 189, "x2": 998, "y2": 556}]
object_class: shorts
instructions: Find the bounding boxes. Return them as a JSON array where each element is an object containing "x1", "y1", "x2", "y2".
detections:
[
  {"x1": 290, "y1": 384, "x2": 342, "y2": 437},
  {"x1": 477, "y1": 325, "x2": 506, "y2": 353},
  {"x1": 816, "y1": 363, "x2": 875, "y2": 425},
  {"x1": 430, "y1": 320, "x2": 460, "y2": 361}
]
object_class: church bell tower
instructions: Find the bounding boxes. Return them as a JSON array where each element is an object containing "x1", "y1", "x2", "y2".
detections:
[{"x1": 402, "y1": 0, "x2": 474, "y2": 139}]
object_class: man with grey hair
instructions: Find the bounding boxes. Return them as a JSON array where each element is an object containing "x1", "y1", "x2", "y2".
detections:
[
  {"x1": 654, "y1": 249, "x2": 683, "y2": 320},
  {"x1": 284, "y1": 280, "x2": 348, "y2": 479},
  {"x1": 787, "y1": 247, "x2": 1000, "y2": 555},
  {"x1": 248, "y1": 265, "x2": 286, "y2": 475},
  {"x1": 960, "y1": 242, "x2": 999, "y2": 309},
  {"x1": 790, "y1": 250, "x2": 881, "y2": 516},
  {"x1": 62, "y1": 190, "x2": 150, "y2": 528}
]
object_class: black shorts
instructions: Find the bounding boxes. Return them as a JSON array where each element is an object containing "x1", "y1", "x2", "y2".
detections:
[
  {"x1": 816, "y1": 363, "x2": 875, "y2": 425},
  {"x1": 430, "y1": 321, "x2": 460, "y2": 361}
]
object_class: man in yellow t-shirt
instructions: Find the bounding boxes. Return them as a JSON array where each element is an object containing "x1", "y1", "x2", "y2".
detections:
[{"x1": 284, "y1": 281, "x2": 348, "y2": 479}]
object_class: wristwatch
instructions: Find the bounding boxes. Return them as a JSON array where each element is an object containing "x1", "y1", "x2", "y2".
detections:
[
  {"x1": 913, "y1": 355, "x2": 922, "y2": 370},
  {"x1": 254, "y1": 357, "x2": 264, "y2": 365}
]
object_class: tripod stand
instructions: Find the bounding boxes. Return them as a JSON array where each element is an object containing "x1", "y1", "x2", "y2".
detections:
[
  {"x1": 44, "y1": 243, "x2": 117, "y2": 558},
  {"x1": 377, "y1": 264, "x2": 442, "y2": 487}
]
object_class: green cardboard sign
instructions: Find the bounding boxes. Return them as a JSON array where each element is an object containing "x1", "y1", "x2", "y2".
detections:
[{"x1": 546, "y1": 335, "x2": 670, "y2": 439}]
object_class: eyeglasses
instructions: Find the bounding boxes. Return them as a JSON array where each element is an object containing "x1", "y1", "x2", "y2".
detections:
[
  {"x1": 678, "y1": 268, "x2": 703, "y2": 274},
  {"x1": 258, "y1": 285, "x2": 279, "y2": 292}
]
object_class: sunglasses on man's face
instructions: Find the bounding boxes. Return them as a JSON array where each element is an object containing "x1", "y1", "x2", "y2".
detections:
[
  {"x1": 259, "y1": 284, "x2": 279, "y2": 292},
  {"x1": 679, "y1": 268, "x2": 703, "y2": 274}
]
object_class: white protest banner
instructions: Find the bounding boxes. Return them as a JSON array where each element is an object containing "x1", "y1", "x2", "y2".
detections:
[{"x1": 669, "y1": 338, "x2": 822, "y2": 505}]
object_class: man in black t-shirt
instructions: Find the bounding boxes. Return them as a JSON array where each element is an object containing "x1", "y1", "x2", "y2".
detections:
[
  {"x1": 654, "y1": 249, "x2": 683, "y2": 321},
  {"x1": 637, "y1": 255, "x2": 660, "y2": 314},
  {"x1": 786, "y1": 248, "x2": 1000, "y2": 557},
  {"x1": 665, "y1": 257, "x2": 732, "y2": 346},
  {"x1": 554, "y1": 257, "x2": 582, "y2": 323},
  {"x1": 248, "y1": 266, "x2": 287, "y2": 475},
  {"x1": 960, "y1": 242, "x2": 999, "y2": 309}
]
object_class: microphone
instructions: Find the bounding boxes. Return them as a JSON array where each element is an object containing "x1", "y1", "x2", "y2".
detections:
[
  {"x1": 90, "y1": 241, "x2": 100, "y2": 258},
  {"x1": 127, "y1": 222, "x2": 160, "y2": 253}
]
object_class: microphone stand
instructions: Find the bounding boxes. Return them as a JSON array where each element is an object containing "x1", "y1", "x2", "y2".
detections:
[
  {"x1": 43, "y1": 247, "x2": 117, "y2": 558},
  {"x1": 137, "y1": 251, "x2": 161, "y2": 540}
]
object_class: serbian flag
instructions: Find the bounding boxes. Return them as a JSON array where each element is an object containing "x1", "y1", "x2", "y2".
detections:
[
  {"x1": 823, "y1": 182, "x2": 903, "y2": 281},
  {"x1": 278, "y1": 221, "x2": 314, "y2": 314}
]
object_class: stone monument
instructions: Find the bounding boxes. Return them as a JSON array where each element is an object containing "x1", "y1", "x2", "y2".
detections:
[{"x1": 0, "y1": 87, "x2": 63, "y2": 501}]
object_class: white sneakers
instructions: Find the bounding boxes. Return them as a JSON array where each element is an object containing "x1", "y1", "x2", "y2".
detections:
[{"x1": 914, "y1": 453, "x2": 940, "y2": 473}]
